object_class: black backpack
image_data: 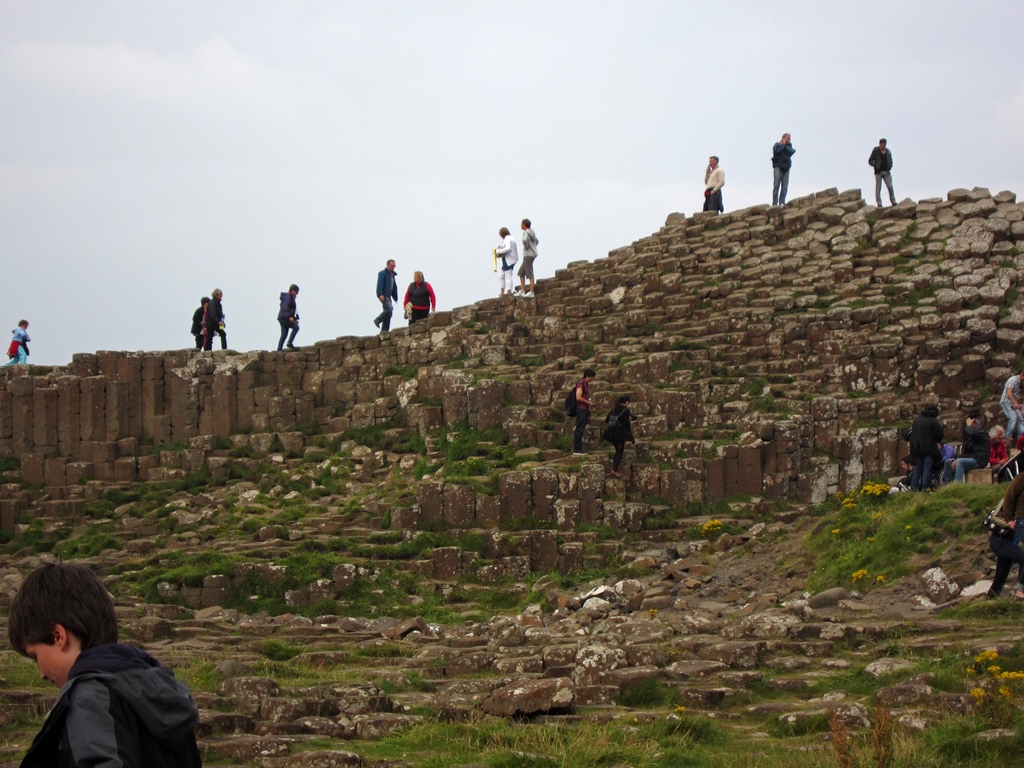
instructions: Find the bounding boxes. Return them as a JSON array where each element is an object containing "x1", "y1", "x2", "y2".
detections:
[{"x1": 564, "y1": 387, "x2": 578, "y2": 417}]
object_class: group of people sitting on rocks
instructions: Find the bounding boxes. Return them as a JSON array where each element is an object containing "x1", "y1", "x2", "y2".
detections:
[{"x1": 898, "y1": 372, "x2": 1024, "y2": 492}]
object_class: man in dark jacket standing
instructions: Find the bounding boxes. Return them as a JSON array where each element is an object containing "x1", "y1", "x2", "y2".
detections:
[
  {"x1": 374, "y1": 260, "x2": 398, "y2": 332},
  {"x1": 942, "y1": 410, "x2": 990, "y2": 484},
  {"x1": 868, "y1": 138, "x2": 896, "y2": 207},
  {"x1": 908, "y1": 404, "x2": 944, "y2": 491},
  {"x1": 190, "y1": 297, "x2": 209, "y2": 350},
  {"x1": 771, "y1": 133, "x2": 795, "y2": 206},
  {"x1": 277, "y1": 284, "x2": 299, "y2": 350}
]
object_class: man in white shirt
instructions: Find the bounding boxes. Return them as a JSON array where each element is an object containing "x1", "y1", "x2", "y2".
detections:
[{"x1": 703, "y1": 156, "x2": 724, "y2": 213}]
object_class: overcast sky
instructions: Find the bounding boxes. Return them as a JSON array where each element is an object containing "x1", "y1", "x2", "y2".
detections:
[{"x1": 2, "y1": 1, "x2": 1022, "y2": 366}]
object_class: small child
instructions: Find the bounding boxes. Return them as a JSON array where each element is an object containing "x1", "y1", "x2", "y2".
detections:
[
  {"x1": 4, "y1": 319, "x2": 30, "y2": 366},
  {"x1": 991, "y1": 425, "x2": 1009, "y2": 468},
  {"x1": 7, "y1": 563, "x2": 201, "y2": 766}
]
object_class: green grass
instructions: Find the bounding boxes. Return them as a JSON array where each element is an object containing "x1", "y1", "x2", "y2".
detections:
[{"x1": 806, "y1": 482, "x2": 1003, "y2": 591}]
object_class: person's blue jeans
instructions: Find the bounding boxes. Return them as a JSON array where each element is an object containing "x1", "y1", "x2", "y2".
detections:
[
  {"x1": 277, "y1": 318, "x2": 299, "y2": 350},
  {"x1": 943, "y1": 457, "x2": 982, "y2": 484},
  {"x1": 875, "y1": 171, "x2": 895, "y2": 206},
  {"x1": 375, "y1": 297, "x2": 394, "y2": 332},
  {"x1": 773, "y1": 167, "x2": 790, "y2": 205},
  {"x1": 1003, "y1": 400, "x2": 1023, "y2": 443},
  {"x1": 3, "y1": 347, "x2": 27, "y2": 366},
  {"x1": 909, "y1": 455, "x2": 934, "y2": 491}
]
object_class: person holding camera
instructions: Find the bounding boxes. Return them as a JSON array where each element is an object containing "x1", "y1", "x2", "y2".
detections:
[
  {"x1": 985, "y1": 472, "x2": 1024, "y2": 600},
  {"x1": 772, "y1": 133, "x2": 795, "y2": 205}
]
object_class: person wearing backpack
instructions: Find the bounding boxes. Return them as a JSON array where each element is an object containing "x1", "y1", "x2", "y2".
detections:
[
  {"x1": 984, "y1": 472, "x2": 1024, "y2": 599},
  {"x1": 603, "y1": 395, "x2": 637, "y2": 478},
  {"x1": 571, "y1": 368, "x2": 596, "y2": 456}
]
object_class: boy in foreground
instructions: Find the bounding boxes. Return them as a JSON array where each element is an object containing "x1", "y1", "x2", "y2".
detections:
[{"x1": 8, "y1": 563, "x2": 202, "y2": 767}]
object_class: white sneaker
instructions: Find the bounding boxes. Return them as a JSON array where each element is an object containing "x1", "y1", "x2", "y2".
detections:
[{"x1": 525, "y1": 291, "x2": 535, "y2": 298}]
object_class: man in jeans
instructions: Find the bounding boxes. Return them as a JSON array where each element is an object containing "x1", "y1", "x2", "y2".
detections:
[
  {"x1": 772, "y1": 133, "x2": 795, "y2": 206},
  {"x1": 1001, "y1": 371, "x2": 1024, "y2": 445},
  {"x1": 573, "y1": 369, "x2": 597, "y2": 455},
  {"x1": 374, "y1": 259, "x2": 398, "y2": 332},
  {"x1": 868, "y1": 138, "x2": 896, "y2": 207},
  {"x1": 942, "y1": 411, "x2": 990, "y2": 484}
]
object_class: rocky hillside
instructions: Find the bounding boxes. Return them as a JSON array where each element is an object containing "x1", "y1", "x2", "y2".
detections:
[{"x1": 2, "y1": 186, "x2": 1024, "y2": 766}]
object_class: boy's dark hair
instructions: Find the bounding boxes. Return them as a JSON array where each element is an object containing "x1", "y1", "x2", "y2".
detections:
[
  {"x1": 522, "y1": 218, "x2": 531, "y2": 228},
  {"x1": 7, "y1": 564, "x2": 118, "y2": 655},
  {"x1": 289, "y1": 284, "x2": 299, "y2": 293},
  {"x1": 617, "y1": 395, "x2": 630, "y2": 405},
  {"x1": 17, "y1": 320, "x2": 28, "y2": 327},
  {"x1": 499, "y1": 227, "x2": 510, "y2": 238},
  {"x1": 201, "y1": 296, "x2": 211, "y2": 305},
  {"x1": 584, "y1": 368, "x2": 596, "y2": 378}
]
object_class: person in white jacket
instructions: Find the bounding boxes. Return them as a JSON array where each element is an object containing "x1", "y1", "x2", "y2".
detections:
[{"x1": 495, "y1": 227, "x2": 519, "y2": 296}]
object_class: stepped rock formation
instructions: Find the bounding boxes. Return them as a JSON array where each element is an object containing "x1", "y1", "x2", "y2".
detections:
[
  {"x1": 1, "y1": 186, "x2": 1023, "y2": 765},
  {"x1": 1, "y1": 186, "x2": 1021, "y2": 538}
]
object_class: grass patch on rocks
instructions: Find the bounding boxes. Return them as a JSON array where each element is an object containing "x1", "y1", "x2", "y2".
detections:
[{"x1": 806, "y1": 482, "x2": 1002, "y2": 592}]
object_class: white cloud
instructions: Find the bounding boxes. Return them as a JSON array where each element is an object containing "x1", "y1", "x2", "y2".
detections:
[{"x1": 5, "y1": 35, "x2": 291, "y2": 115}]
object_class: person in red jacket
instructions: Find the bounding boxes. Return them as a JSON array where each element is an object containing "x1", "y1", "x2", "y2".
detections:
[
  {"x1": 991, "y1": 425, "x2": 1010, "y2": 469},
  {"x1": 403, "y1": 271, "x2": 436, "y2": 324}
]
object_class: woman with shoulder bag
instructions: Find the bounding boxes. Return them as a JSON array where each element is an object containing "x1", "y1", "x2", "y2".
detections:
[
  {"x1": 603, "y1": 395, "x2": 637, "y2": 478},
  {"x1": 403, "y1": 271, "x2": 436, "y2": 324},
  {"x1": 985, "y1": 472, "x2": 1024, "y2": 599}
]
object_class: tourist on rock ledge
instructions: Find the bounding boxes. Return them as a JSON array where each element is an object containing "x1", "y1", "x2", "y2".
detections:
[
  {"x1": 495, "y1": 227, "x2": 519, "y2": 296},
  {"x1": 1001, "y1": 370, "x2": 1024, "y2": 445},
  {"x1": 703, "y1": 156, "x2": 724, "y2": 213},
  {"x1": 190, "y1": 297, "x2": 209, "y2": 350},
  {"x1": 203, "y1": 288, "x2": 226, "y2": 351},
  {"x1": 772, "y1": 133, "x2": 795, "y2": 206},
  {"x1": 403, "y1": 271, "x2": 436, "y2": 325},
  {"x1": 4, "y1": 319, "x2": 30, "y2": 366},
  {"x1": 515, "y1": 218, "x2": 538, "y2": 298},
  {"x1": 374, "y1": 259, "x2": 398, "y2": 333},
  {"x1": 603, "y1": 395, "x2": 637, "y2": 478},
  {"x1": 572, "y1": 368, "x2": 597, "y2": 456},
  {"x1": 277, "y1": 283, "x2": 300, "y2": 350},
  {"x1": 868, "y1": 138, "x2": 897, "y2": 207}
]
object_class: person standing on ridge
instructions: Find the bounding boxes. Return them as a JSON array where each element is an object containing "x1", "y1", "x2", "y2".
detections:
[
  {"x1": 772, "y1": 133, "x2": 795, "y2": 206},
  {"x1": 403, "y1": 271, "x2": 436, "y2": 324},
  {"x1": 4, "y1": 320, "x2": 30, "y2": 366},
  {"x1": 703, "y1": 156, "x2": 724, "y2": 213},
  {"x1": 374, "y1": 259, "x2": 398, "y2": 332},
  {"x1": 868, "y1": 138, "x2": 896, "y2": 207},
  {"x1": 190, "y1": 297, "x2": 209, "y2": 350},
  {"x1": 203, "y1": 288, "x2": 226, "y2": 351},
  {"x1": 516, "y1": 219, "x2": 538, "y2": 297},
  {"x1": 495, "y1": 227, "x2": 518, "y2": 296},
  {"x1": 277, "y1": 284, "x2": 300, "y2": 350}
]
